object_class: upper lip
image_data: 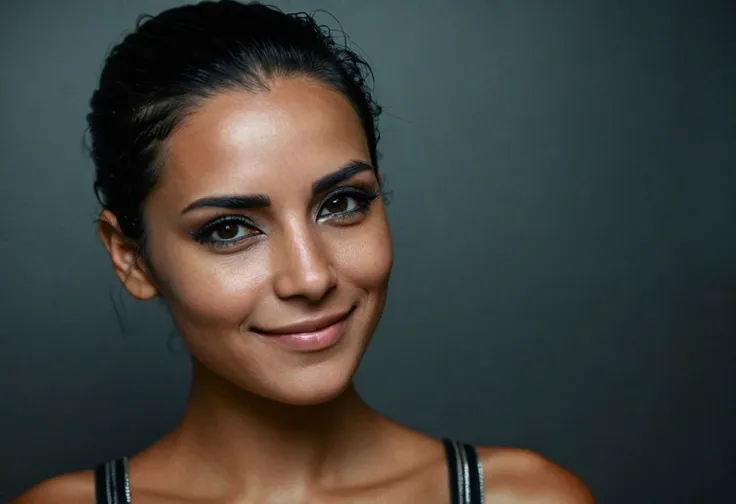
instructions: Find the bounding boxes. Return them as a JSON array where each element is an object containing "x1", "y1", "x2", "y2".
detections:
[{"x1": 253, "y1": 307, "x2": 354, "y2": 335}]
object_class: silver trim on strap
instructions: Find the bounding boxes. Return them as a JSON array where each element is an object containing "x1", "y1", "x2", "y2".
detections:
[
  {"x1": 103, "y1": 461, "x2": 111, "y2": 504},
  {"x1": 451, "y1": 440, "x2": 471, "y2": 504},
  {"x1": 451, "y1": 441, "x2": 465, "y2": 504},
  {"x1": 477, "y1": 449, "x2": 486, "y2": 504},
  {"x1": 122, "y1": 457, "x2": 132, "y2": 504},
  {"x1": 104, "y1": 461, "x2": 114, "y2": 504},
  {"x1": 112, "y1": 460, "x2": 120, "y2": 504},
  {"x1": 458, "y1": 442, "x2": 471, "y2": 504}
]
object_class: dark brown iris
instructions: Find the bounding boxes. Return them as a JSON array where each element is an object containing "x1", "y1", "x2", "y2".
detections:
[
  {"x1": 323, "y1": 196, "x2": 348, "y2": 214},
  {"x1": 215, "y1": 223, "x2": 240, "y2": 240}
]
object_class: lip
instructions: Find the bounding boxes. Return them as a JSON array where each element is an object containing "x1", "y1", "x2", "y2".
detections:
[{"x1": 252, "y1": 307, "x2": 355, "y2": 352}]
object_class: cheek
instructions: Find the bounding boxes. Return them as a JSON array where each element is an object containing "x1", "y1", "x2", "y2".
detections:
[
  {"x1": 333, "y1": 217, "x2": 393, "y2": 291},
  {"x1": 150, "y1": 239, "x2": 270, "y2": 328}
]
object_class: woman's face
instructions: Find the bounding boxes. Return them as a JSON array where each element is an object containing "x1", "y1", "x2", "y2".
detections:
[{"x1": 138, "y1": 77, "x2": 392, "y2": 405}]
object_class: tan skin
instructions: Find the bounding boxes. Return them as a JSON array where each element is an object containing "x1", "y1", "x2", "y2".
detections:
[{"x1": 14, "y1": 77, "x2": 594, "y2": 504}]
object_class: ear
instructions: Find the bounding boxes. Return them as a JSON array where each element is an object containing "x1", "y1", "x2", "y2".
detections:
[{"x1": 97, "y1": 210, "x2": 160, "y2": 300}]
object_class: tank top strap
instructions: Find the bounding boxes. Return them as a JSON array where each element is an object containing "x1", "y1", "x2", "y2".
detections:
[
  {"x1": 442, "y1": 438, "x2": 485, "y2": 504},
  {"x1": 94, "y1": 444, "x2": 484, "y2": 504},
  {"x1": 94, "y1": 457, "x2": 131, "y2": 504}
]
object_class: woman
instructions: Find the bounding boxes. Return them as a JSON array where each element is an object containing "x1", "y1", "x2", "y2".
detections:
[{"x1": 15, "y1": 1, "x2": 594, "y2": 503}]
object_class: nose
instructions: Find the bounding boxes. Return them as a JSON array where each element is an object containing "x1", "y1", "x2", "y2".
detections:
[{"x1": 272, "y1": 223, "x2": 337, "y2": 303}]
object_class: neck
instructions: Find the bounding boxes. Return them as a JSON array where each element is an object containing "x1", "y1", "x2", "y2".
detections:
[{"x1": 165, "y1": 358, "x2": 389, "y2": 496}]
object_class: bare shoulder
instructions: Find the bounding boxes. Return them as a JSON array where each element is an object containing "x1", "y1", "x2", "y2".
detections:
[
  {"x1": 476, "y1": 447, "x2": 595, "y2": 504},
  {"x1": 10, "y1": 471, "x2": 96, "y2": 504}
]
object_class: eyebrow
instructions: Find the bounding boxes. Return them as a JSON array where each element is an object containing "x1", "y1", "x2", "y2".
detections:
[
  {"x1": 181, "y1": 193, "x2": 271, "y2": 214},
  {"x1": 180, "y1": 160, "x2": 374, "y2": 214},
  {"x1": 312, "y1": 160, "x2": 374, "y2": 194}
]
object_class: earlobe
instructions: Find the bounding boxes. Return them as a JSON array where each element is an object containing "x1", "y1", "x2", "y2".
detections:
[{"x1": 97, "y1": 210, "x2": 160, "y2": 300}]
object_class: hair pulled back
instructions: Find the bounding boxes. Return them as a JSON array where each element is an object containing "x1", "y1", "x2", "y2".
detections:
[{"x1": 88, "y1": 0, "x2": 381, "y2": 243}]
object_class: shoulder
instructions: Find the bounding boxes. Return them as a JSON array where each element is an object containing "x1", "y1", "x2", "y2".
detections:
[
  {"x1": 476, "y1": 447, "x2": 595, "y2": 504},
  {"x1": 10, "y1": 471, "x2": 96, "y2": 504}
]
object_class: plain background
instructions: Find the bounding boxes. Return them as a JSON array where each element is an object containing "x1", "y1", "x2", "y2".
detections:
[{"x1": 1, "y1": 0, "x2": 734, "y2": 502}]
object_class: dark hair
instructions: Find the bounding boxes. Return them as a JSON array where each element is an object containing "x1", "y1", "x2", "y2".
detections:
[{"x1": 88, "y1": 0, "x2": 381, "y2": 244}]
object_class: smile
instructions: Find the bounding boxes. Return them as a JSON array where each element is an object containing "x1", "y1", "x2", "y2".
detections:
[{"x1": 252, "y1": 306, "x2": 356, "y2": 352}]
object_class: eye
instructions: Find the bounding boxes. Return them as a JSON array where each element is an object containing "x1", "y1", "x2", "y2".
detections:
[
  {"x1": 210, "y1": 221, "x2": 249, "y2": 241},
  {"x1": 191, "y1": 216, "x2": 259, "y2": 248},
  {"x1": 319, "y1": 194, "x2": 359, "y2": 217},
  {"x1": 317, "y1": 188, "x2": 379, "y2": 221}
]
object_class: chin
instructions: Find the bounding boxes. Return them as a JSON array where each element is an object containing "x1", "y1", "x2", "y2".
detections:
[
  {"x1": 245, "y1": 310, "x2": 376, "y2": 406},
  {"x1": 189, "y1": 304, "x2": 378, "y2": 407},
  {"x1": 250, "y1": 356, "x2": 361, "y2": 406},
  {"x1": 273, "y1": 377, "x2": 354, "y2": 406}
]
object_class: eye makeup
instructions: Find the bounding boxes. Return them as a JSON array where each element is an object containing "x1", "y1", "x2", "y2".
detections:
[
  {"x1": 187, "y1": 180, "x2": 381, "y2": 251},
  {"x1": 316, "y1": 183, "x2": 380, "y2": 222},
  {"x1": 189, "y1": 215, "x2": 261, "y2": 249}
]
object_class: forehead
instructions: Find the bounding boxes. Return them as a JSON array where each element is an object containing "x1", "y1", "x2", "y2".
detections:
[{"x1": 157, "y1": 77, "x2": 371, "y2": 202}]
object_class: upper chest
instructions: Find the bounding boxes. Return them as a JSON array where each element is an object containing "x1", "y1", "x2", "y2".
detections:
[{"x1": 95, "y1": 440, "x2": 485, "y2": 504}]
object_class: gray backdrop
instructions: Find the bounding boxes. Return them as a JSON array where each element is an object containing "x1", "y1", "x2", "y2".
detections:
[{"x1": 1, "y1": 1, "x2": 733, "y2": 502}]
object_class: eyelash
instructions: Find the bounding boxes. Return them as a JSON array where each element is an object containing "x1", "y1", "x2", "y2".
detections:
[
  {"x1": 189, "y1": 215, "x2": 259, "y2": 249},
  {"x1": 318, "y1": 185, "x2": 380, "y2": 222},
  {"x1": 190, "y1": 185, "x2": 380, "y2": 250}
]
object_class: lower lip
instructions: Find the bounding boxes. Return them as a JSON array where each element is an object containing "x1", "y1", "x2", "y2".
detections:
[{"x1": 257, "y1": 312, "x2": 352, "y2": 352}]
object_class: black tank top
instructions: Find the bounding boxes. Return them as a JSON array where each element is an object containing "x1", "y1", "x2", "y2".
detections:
[{"x1": 94, "y1": 438, "x2": 485, "y2": 504}]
